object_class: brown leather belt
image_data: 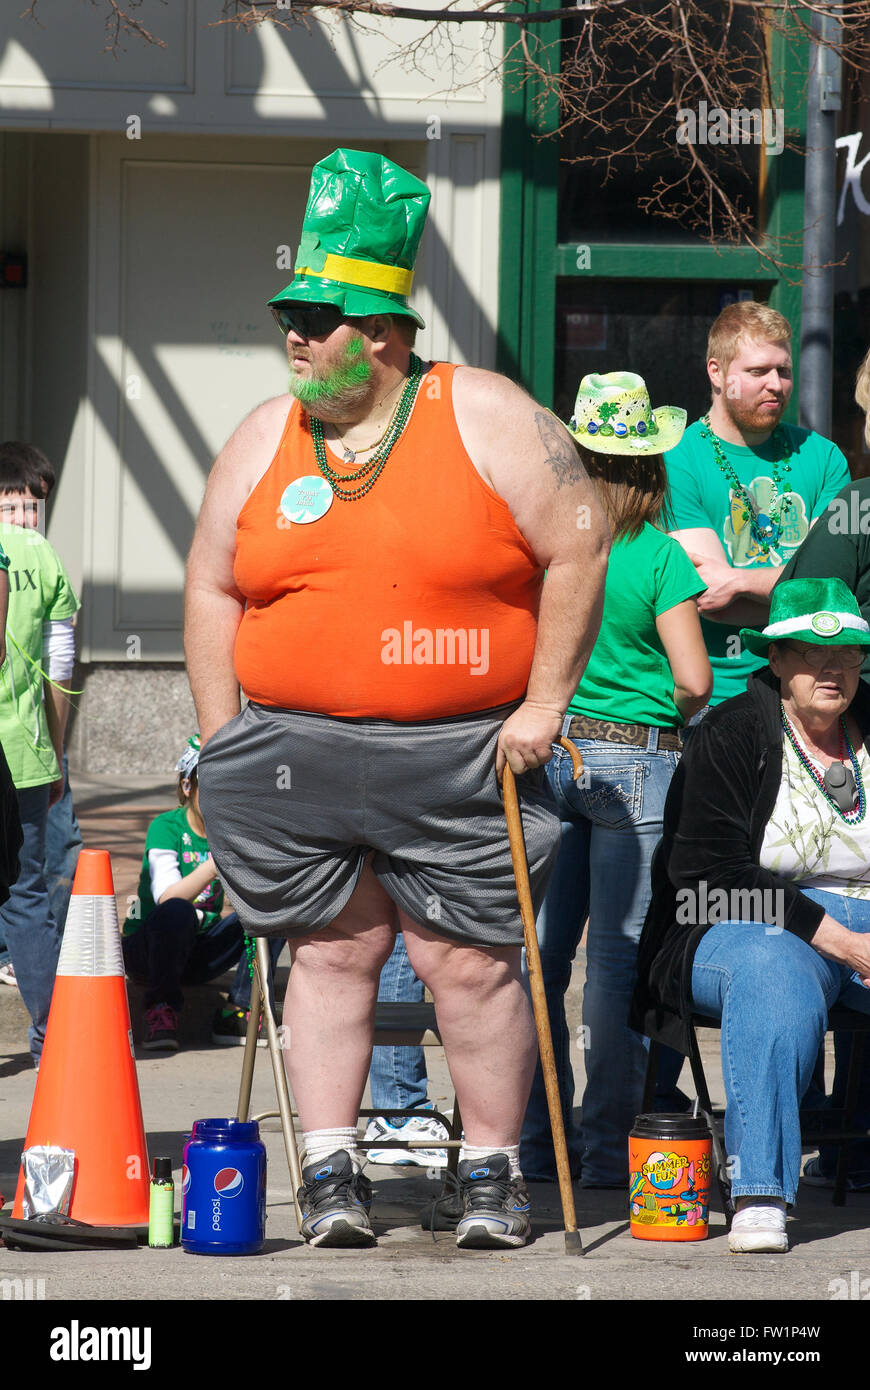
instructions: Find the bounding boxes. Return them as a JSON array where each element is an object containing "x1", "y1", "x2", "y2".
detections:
[{"x1": 566, "y1": 714, "x2": 683, "y2": 752}]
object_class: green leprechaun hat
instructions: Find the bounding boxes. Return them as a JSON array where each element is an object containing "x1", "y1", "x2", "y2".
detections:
[
  {"x1": 268, "y1": 148, "x2": 430, "y2": 328},
  {"x1": 739, "y1": 577, "x2": 870, "y2": 657}
]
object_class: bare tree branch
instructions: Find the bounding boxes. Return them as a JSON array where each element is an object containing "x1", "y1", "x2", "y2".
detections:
[
  {"x1": 221, "y1": 0, "x2": 870, "y2": 27},
  {"x1": 21, "y1": 0, "x2": 870, "y2": 275},
  {"x1": 22, "y1": 0, "x2": 167, "y2": 53}
]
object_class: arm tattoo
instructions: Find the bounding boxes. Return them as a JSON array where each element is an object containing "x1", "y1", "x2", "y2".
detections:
[{"x1": 535, "y1": 411, "x2": 589, "y2": 490}]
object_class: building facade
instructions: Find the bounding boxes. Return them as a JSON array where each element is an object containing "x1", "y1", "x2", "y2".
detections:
[
  {"x1": 1, "y1": 3, "x2": 868, "y2": 771},
  {"x1": 501, "y1": 14, "x2": 869, "y2": 477},
  {"x1": 0, "y1": 0, "x2": 502, "y2": 769}
]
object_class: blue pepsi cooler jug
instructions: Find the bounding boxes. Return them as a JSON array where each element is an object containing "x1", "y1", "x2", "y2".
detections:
[{"x1": 181, "y1": 1118, "x2": 266, "y2": 1255}]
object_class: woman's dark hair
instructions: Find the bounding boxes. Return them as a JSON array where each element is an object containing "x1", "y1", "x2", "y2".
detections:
[
  {"x1": 576, "y1": 443, "x2": 672, "y2": 541},
  {"x1": 177, "y1": 766, "x2": 198, "y2": 807}
]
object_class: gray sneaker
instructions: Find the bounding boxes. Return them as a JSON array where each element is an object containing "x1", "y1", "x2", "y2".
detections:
[
  {"x1": 802, "y1": 1155, "x2": 870, "y2": 1192},
  {"x1": 455, "y1": 1153, "x2": 531, "y2": 1249},
  {"x1": 298, "y1": 1150, "x2": 376, "y2": 1248}
]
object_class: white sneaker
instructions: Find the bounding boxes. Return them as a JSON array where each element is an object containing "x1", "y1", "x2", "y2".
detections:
[
  {"x1": 0, "y1": 961, "x2": 18, "y2": 990},
  {"x1": 364, "y1": 1111, "x2": 449, "y2": 1168},
  {"x1": 728, "y1": 1201, "x2": 788, "y2": 1254}
]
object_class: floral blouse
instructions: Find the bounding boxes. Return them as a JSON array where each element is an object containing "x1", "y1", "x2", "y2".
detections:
[{"x1": 760, "y1": 733, "x2": 870, "y2": 898}]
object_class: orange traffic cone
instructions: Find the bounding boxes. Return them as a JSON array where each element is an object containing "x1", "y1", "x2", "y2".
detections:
[{"x1": 13, "y1": 849, "x2": 150, "y2": 1226}]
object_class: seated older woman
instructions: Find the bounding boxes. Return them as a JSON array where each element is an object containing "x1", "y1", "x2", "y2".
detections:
[{"x1": 633, "y1": 575, "x2": 870, "y2": 1254}]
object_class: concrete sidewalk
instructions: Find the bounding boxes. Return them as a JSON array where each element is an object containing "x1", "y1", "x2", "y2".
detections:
[
  {"x1": 0, "y1": 773, "x2": 868, "y2": 1303},
  {"x1": 3, "y1": 1015, "x2": 869, "y2": 1304}
]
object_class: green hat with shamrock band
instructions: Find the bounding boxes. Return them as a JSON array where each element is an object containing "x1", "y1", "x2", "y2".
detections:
[
  {"x1": 739, "y1": 577, "x2": 870, "y2": 657},
  {"x1": 268, "y1": 149, "x2": 430, "y2": 328},
  {"x1": 567, "y1": 372, "x2": 687, "y2": 455}
]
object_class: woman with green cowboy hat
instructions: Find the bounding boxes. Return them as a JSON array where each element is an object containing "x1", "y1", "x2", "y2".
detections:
[
  {"x1": 521, "y1": 371, "x2": 712, "y2": 1186},
  {"x1": 633, "y1": 576, "x2": 870, "y2": 1253}
]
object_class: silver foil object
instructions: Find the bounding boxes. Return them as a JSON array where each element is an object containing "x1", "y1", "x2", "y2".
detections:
[{"x1": 21, "y1": 1145, "x2": 75, "y2": 1218}]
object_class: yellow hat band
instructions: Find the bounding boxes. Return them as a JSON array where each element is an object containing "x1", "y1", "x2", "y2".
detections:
[{"x1": 296, "y1": 253, "x2": 414, "y2": 298}]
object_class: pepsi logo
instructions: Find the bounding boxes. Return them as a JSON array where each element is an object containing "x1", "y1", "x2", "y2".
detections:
[
  {"x1": 214, "y1": 1167, "x2": 245, "y2": 1198},
  {"x1": 181, "y1": 1164, "x2": 190, "y2": 1194}
]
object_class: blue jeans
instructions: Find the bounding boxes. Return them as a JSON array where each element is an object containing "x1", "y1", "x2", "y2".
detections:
[
  {"x1": 0, "y1": 755, "x2": 82, "y2": 960},
  {"x1": 690, "y1": 886, "x2": 870, "y2": 1204},
  {"x1": 368, "y1": 933, "x2": 428, "y2": 1113},
  {"x1": 229, "y1": 934, "x2": 284, "y2": 1015},
  {"x1": 0, "y1": 783, "x2": 61, "y2": 1062},
  {"x1": 45, "y1": 754, "x2": 82, "y2": 934},
  {"x1": 520, "y1": 726, "x2": 680, "y2": 1184},
  {"x1": 123, "y1": 899, "x2": 247, "y2": 1011}
]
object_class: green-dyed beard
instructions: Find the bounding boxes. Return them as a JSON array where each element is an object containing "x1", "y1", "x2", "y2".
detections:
[{"x1": 289, "y1": 335, "x2": 373, "y2": 416}]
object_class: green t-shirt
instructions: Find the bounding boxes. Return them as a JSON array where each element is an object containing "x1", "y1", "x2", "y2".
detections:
[
  {"x1": 568, "y1": 523, "x2": 705, "y2": 728},
  {"x1": 0, "y1": 526, "x2": 80, "y2": 788},
  {"x1": 778, "y1": 476, "x2": 870, "y2": 678},
  {"x1": 665, "y1": 419, "x2": 850, "y2": 705},
  {"x1": 123, "y1": 805, "x2": 224, "y2": 937}
]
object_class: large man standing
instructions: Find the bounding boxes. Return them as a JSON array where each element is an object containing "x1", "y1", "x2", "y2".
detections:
[
  {"x1": 185, "y1": 149, "x2": 609, "y2": 1250},
  {"x1": 665, "y1": 301, "x2": 850, "y2": 704}
]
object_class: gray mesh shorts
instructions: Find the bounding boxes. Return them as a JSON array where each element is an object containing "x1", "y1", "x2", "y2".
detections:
[{"x1": 196, "y1": 700, "x2": 561, "y2": 947}]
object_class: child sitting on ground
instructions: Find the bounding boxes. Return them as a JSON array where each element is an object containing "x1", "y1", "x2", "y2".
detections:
[{"x1": 122, "y1": 735, "x2": 280, "y2": 1051}]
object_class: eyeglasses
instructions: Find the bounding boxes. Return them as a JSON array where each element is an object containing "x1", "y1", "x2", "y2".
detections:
[
  {"x1": 270, "y1": 303, "x2": 346, "y2": 340},
  {"x1": 782, "y1": 642, "x2": 865, "y2": 670},
  {"x1": 0, "y1": 496, "x2": 43, "y2": 530}
]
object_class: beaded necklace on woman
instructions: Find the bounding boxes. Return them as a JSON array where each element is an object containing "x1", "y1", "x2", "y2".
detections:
[
  {"x1": 780, "y1": 704, "x2": 867, "y2": 824},
  {"x1": 309, "y1": 353, "x2": 424, "y2": 503},
  {"x1": 700, "y1": 412, "x2": 794, "y2": 556}
]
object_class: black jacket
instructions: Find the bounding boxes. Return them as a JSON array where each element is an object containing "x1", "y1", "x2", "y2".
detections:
[{"x1": 629, "y1": 667, "x2": 870, "y2": 1053}]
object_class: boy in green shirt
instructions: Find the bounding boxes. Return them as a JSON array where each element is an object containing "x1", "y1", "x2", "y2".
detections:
[{"x1": 0, "y1": 513, "x2": 78, "y2": 1064}]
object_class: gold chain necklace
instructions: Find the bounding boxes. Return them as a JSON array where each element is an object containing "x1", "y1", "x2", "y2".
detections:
[{"x1": 332, "y1": 375, "x2": 408, "y2": 463}]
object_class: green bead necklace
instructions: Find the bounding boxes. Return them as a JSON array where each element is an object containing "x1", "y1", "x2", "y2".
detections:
[
  {"x1": 780, "y1": 704, "x2": 866, "y2": 824},
  {"x1": 700, "y1": 412, "x2": 793, "y2": 556},
  {"x1": 309, "y1": 353, "x2": 424, "y2": 502}
]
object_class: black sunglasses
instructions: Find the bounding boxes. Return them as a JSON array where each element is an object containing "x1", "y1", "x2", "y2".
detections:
[{"x1": 270, "y1": 303, "x2": 346, "y2": 339}]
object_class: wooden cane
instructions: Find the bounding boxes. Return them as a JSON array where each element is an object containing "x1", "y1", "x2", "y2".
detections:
[{"x1": 502, "y1": 736, "x2": 584, "y2": 1255}]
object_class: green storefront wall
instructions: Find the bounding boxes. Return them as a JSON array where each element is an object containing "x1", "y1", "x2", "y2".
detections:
[{"x1": 497, "y1": 9, "x2": 809, "y2": 423}]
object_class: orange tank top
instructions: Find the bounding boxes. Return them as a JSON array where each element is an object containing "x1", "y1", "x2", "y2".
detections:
[{"x1": 233, "y1": 363, "x2": 542, "y2": 719}]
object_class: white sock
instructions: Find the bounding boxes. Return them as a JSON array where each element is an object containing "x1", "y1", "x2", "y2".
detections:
[
  {"x1": 736, "y1": 1196, "x2": 786, "y2": 1212},
  {"x1": 460, "y1": 1142, "x2": 522, "y2": 1181},
  {"x1": 302, "y1": 1128, "x2": 361, "y2": 1172}
]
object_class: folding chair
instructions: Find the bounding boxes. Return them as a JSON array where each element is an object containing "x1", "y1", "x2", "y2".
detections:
[
  {"x1": 236, "y1": 937, "x2": 462, "y2": 1227},
  {"x1": 642, "y1": 1005, "x2": 870, "y2": 1212}
]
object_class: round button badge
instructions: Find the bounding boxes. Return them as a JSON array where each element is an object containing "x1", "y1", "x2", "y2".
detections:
[
  {"x1": 279, "y1": 476, "x2": 334, "y2": 525},
  {"x1": 810, "y1": 611, "x2": 843, "y2": 637}
]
